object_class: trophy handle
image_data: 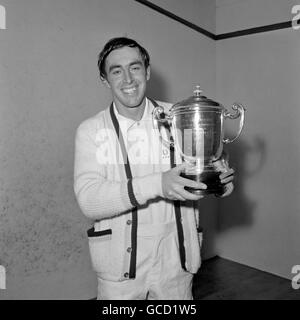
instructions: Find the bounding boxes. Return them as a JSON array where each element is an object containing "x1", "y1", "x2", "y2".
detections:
[
  {"x1": 152, "y1": 105, "x2": 174, "y2": 147},
  {"x1": 222, "y1": 103, "x2": 246, "y2": 144}
]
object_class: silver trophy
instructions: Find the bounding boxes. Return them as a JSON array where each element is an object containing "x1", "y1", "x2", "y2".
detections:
[{"x1": 153, "y1": 85, "x2": 246, "y2": 196}]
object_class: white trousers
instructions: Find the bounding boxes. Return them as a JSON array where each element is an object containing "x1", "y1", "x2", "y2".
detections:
[{"x1": 96, "y1": 221, "x2": 193, "y2": 300}]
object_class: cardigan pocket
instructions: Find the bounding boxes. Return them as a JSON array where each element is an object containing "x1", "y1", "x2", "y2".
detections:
[{"x1": 87, "y1": 227, "x2": 112, "y2": 275}]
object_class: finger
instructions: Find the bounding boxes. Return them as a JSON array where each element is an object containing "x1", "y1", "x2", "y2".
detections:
[
  {"x1": 177, "y1": 176, "x2": 207, "y2": 190},
  {"x1": 220, "y1": 175, "x2": 234, "y2": 184},
  {"x1": 220, "y1": 183, "x2": 234, "y2": 198},
  {"x1": 175, "y1": 187, "x2": 204, "y2": 201},
  {"x1": 219, "y1": 169, "x2": 235, "y2": 180},
  {"x1": 213, "y1": 159, "x2": 226, "y2": 170}
]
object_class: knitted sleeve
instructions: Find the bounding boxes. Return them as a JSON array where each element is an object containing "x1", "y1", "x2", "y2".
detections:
[{"x1": 73, "y1": 119, "x2": 162, "y2": 220}]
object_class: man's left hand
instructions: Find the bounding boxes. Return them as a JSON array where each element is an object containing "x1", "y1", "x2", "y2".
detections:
[{"x1": 217, "y1": 169, "x2": 234, "y2": 197}]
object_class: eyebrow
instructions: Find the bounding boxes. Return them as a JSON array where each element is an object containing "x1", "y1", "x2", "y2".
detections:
[{"x1": 108, "y1": 60, "x2": 143, "y2": 73}]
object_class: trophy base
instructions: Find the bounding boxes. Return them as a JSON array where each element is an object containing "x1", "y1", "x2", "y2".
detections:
[{"x1": 181, "y1": 171, "x2": 225, "y2": 196}]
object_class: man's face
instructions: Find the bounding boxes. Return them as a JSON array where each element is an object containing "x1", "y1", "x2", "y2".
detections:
[{"x1": 102, "y1": 46, "x2": 150, "y2": 111}]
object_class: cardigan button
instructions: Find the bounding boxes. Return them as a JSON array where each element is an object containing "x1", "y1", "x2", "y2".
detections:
[
  {"x1": 126, "y1": 219, "x2": 132, "y2": 225},
  {"x1": 124, "y1": 272, "x2": 129, "y2": 278},
  {"x1": 127, "y1": 247, "x2": 132, "y2": 253}
]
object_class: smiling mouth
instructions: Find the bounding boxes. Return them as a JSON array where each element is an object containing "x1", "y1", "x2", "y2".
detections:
[{"x1": 122, "y1": 87, "x2": 138, "y2": 95}]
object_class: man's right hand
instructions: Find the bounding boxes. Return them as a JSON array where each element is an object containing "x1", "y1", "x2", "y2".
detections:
[{"x1": 162, "y1": 163, "x2": 207, "y2": 201}]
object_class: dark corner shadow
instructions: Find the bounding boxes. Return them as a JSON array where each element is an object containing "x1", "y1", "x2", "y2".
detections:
[
  {"x1": 197, "y1": 135, "x2": 267, "y2": 258},
  {"x1": 146, "y1": 67, "x2": 169, "y2": 102}
]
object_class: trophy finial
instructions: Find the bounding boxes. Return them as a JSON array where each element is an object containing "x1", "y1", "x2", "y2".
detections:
[{"x1": 194, "y1": 85, "x2": 203, "y2": 97}]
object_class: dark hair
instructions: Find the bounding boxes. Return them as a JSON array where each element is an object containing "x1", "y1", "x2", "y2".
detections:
[{"x1": 97, "y1": 37, "x2": 150, "y2": 79}]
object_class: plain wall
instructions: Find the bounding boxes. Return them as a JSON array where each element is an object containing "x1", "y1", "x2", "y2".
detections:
[
  {"x1": 215, "y1": 0, "x2": 300, "y2": 279},
  {"x1": 0, "y1": 0, "x2": 215, "y2": 299},
  {"x1": 150, "y1": 0, "x2": 216, "y2": 33},
  {"x1": 216, "y1": 0, "x2": 294, "y2": 33}
]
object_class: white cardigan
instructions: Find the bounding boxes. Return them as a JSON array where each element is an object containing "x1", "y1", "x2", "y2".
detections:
[{"x1": 74, "y1": 98, "x2": 202, "y2": 281}]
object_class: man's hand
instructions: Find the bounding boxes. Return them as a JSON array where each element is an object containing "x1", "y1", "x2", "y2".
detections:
[
  {"x1": 162, "y1": 163, "x2": 207, "y2": 201},
  {"x1": 217, "y1": 168, "x2": 234, "y2": 198}
]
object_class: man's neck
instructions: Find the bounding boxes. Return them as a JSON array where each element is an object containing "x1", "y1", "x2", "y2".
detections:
[{"x1": 114, "y1": 99, "x2": 147, "y2": 121}]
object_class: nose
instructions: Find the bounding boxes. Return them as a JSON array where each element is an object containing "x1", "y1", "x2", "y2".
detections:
[{"x1": 123, "y1": 69, "x2": 133, "y2": 84}]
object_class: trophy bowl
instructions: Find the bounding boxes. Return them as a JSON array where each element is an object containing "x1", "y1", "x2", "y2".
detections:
[{"x1": 153, "y1": 85, "x2": 246, "y2": 196}]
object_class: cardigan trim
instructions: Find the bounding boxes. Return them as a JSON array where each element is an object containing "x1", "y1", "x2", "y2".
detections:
[
  {"x1": 148, "y1": 97, "x2": 187, "y2": 271},
  {"x1": 109, "y1": 103, "x2": 138, "y2": 279}
]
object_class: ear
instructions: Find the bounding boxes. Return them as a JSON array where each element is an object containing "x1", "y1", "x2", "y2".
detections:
[
  {"x1": 146, "y1": 66, "x2": 151, "y2": 81},
  {"x1": 101, "y1": 76, "x2": 111, "y2": 89}
]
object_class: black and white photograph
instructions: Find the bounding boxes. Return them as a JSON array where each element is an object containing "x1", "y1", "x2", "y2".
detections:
[{"x1": 0, "y1": 0, "x2": 300, "y2": 306}]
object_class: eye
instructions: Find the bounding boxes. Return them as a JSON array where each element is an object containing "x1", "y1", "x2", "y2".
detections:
[
  {"x1": 112, "y1": 69, "x2": 121, "y2": 75},
  {"x1": 131, "y1": 65, "x2": 141, "y2": 71}
]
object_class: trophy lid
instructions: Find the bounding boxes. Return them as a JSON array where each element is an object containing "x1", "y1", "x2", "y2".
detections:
[{"x1": 170, "y1": 85, "x2": 223, "y2": 113}]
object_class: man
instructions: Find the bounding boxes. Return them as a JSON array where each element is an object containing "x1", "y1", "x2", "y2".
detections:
[{"x1": 74, "y1": 37, "x2": 234, "y2": 300}]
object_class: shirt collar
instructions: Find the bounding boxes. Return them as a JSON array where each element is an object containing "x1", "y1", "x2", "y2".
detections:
[{"x1": 113, "y1": 98, "x2": 153, "y2": 132}]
